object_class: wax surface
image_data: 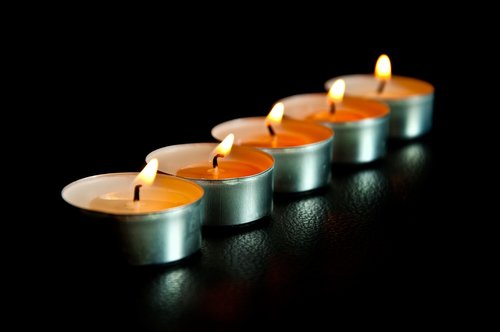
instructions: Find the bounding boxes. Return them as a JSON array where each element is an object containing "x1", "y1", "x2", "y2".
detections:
[
  {"x1": 212, "y1": 117, "x2": 332, "y2": 150},
  {"x1": 62, "y1": 173, "x2": 204, "y2": 215},
  {"x1": 147, "y1": 144, "x2": 274, "y2": 181},
  {"x1": 239, "y1": 131, "x2": 310, "y2": 148},
  {"x1": 326, "y1": 75, "x2": 434, "y2": 100},
  {"x1": 176, "y1": 160, "x2": 262, "y2": 180},
  {"x1": 280, "y1": 94, "x2": 389, "y2": 123},
  {"x1": 88, "y1": 189, "x2": 191, "y2": 214},
  {"x1": 306, "y1": 107, "x2": 370, "y2": 122}
]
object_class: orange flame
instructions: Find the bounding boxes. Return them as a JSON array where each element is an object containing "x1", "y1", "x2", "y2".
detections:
[
  {"x1": 265, "y1": 102, "x2": 284, "y2": 126},
  {"x1": 327, "y1": 79, "x2": 345, "y2": 104},
  {"x1": 375, "y1": 54, "x2": 391, "y2": 81},
  {"x1": 134, "y1": 158, "x2": 158, "y2": 186},
  {"x1": 211, "y1": 133, "x2": 234, "y2": 160}
]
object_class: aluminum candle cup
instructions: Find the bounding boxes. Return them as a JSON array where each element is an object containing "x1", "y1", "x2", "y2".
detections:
[
  {"x1": 325, "y1": 75, "x2": 434, "y2": 139},
  {"x1": 61, "y1": 173, "x2": 204, "y2": 265},
  {"x1": 279, "y1": 94, "x2": 390, "y2": 163},
  {"x1": 146, "y1": 144, "x2": 274, "y2": 227},
  {"x1": 211, "y1": 118, "x2": 334, "y2": 193}
]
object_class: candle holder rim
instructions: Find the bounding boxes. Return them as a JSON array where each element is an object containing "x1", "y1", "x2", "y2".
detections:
[
  {"x1": 211, "y1": 116, "x2": 334, "y2": 149},
  {"x1": 146, "y1": 143, "x2": 275, "y2": 180},
  {"x1": 158, "y1": 165, "x2": 274, "y2": 183},
  {"x1": 61, "y1": 172, "x2": 205, "y2": 218},
  {"x1": 325, "y1": 74, "x2": 435, "y2": 98},
  {"x1": 279, "y1": 93, "x2": 390, "y2": 122},
  {"x1": 73, "y1": 200, "x2": 204, "y2": 222},
  {"x1": 371, "y1": 92, "x2": 434, "y2": 106},
  {"x1": 319, "y1": 114, "x2": 390, "y2": 128},
  {"x1": 258, "y1": 134, "x2": 334, "y2": 154}
]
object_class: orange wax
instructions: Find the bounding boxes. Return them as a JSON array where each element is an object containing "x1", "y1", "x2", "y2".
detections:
[
  {"x1": 307, "y1": 108, "x2": 369, "y2": 122},
  {"x1": 279, "y1": 95, "x2": 390, "y2": 125},
  {"x1": 240, "y1": 132, "x2": 310, "y2": 148},
  {"x1": 87, "y1": 186, "x2": 193, "y2": 214},
  {"x1": 63, "y1": 173, "x2": 204, "y2": 215},
  {"x1": 176, "y1": 160, "x2": 262, "y2": 180},
  {"x1": 89, "y1": 196, "x2": 186, "y2": 214},
  {"x1": 211, "y1": 117, "x2": 333, "y2": 150}
]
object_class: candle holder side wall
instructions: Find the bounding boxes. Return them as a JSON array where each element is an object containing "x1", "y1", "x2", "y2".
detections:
[
  {"x1": 81, "y1": 205, "x2": 203, "y2": 265},
  {"x1": 324, "y1": 118, "x2": 389, "y2": 163},
  {"x1": 195, "y1": 168, "x2": 274, "y2": 226},
  {"x1": 62, "y1": 173, "x2": 205, "y2": 266},
  {"x1": 260, "y1": 137, "x2": 333, "y2": 192},
  {"x1": 387, "y1": 94, "x2": 434, "y2": 139}
]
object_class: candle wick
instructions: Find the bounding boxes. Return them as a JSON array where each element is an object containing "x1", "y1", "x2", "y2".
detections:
[
  {"x1": 267, "y1": 124, "x2": 276, "y2": 137},
  {"x1": 329, "y1": 102, "x2": 336, "y2": 114},
  {"x1": 133, "y1": 184, "x2": 142, "y2": 202},
  {"x1": 377, "y1": 80, "x2": 387, "y2": 94},
  {"x1": 212, "y1": 154, "x2": 224, "y2": 169}
]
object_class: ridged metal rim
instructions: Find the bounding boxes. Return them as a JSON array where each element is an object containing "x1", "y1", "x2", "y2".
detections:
[{"x1": 61, "y1": 172, "x2": 205, "y2": 221}]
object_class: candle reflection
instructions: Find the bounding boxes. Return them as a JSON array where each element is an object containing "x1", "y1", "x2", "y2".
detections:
[
  {"x1": 272, "y1": 195, "x2": 331, "y2": 258},
  {"x1": 330, "y1": 167, "x2": 388, "y2": 214},
  {"x1": 202, "y1": 226, "x2": 272, "y2": 281},
  {"x1": 385, "y1": 142, "x2": 431, "y2": 201},
  {"x1": 127, "y1": 266, "x2": 199, "y2": 329},
  {"x1": 146, "y1": 268, "x2": 197, "y2": 310},
  {"x1": 318, "y1": 167, "x2": 388, "y2": 273}
]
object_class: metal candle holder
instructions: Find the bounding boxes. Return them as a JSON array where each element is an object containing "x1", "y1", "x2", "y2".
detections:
[
  {"x1": 279, "y1": 94, "x2": 390, "y2": 163},
  {"x1": 325, "y1": 75, "x2": 434, "y2": 139},
  {"x1": 61, "y1": 173, "x2": 204, "y2": 265},
  {"x1": 212, "y1": 117, "x2": 334, "y2": 193},
  {"x1": 147, "y1": 144, "x2": 274, "y2": 227}
]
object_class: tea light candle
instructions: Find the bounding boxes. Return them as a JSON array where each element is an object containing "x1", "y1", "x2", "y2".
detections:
[
  {"x1": 211, "y1": 104, "x2": 334, "y2": 193},
  {"x1": 325, "y1": 54, "x2": 434, "y2": 139},
  {"x1": 280, "y1": 81, "x2": 390, "y2": 163},
  {"x1": 146, "y1": 135, "x2": 274, "y2": 227},
  {"x1": 61, "y1": 159, "x2": 205, "y2": 265}
]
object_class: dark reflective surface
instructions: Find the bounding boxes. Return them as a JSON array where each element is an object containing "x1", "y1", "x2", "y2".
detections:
[
  {"x1": 35, "y1": 45, "x2": 468, "y2": 331},
  {"x1": 46, "y1": 137, "x2": 447, "y2": 330}
]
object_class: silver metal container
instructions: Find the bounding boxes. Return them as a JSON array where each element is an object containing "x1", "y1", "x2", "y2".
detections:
[
  {"x1": 382, "y1": 94, "x2": 434, "y2": 138},
  {"x1": 146, "y1": 144, "x2": 274, "y2": 227},
  {"x1": 325, "y1": 75, "x2": 434, "y2": 139},
  {"x1": 279, "y1": 94, "x2": 389, "y2": 163},
  {"x1": 211, "y1": 117, "x2": 334, "y2": 193},
  {"x1": 61, "y1": 173, "x2": 204, "y2": 265}
]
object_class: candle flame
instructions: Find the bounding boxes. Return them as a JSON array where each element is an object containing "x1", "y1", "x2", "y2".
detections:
[
  {"x1": 211, "y1": 133, "x2": 234, "y2": 160},
  {"x1": 375, "y1": 54, "x2": 391, "y2": 81},
  {"x1": 327, "y1": 79, "x2": 345, "y2": 103},
  {"x1": 134, "y1": 158, "x2": 158, "y2": 186},
  {"x1": 265, "y1": 102, "x2": 284, "y2": 126}
]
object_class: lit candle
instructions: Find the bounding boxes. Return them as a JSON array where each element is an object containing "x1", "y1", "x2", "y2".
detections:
[
  {"x1": 211, "y1": 105, "x2": 334, "y2": 193},
  {"x1": 234, "y1": 103, "x2": 312, "y2": 148},
  {"x1": 175, "y1": 134, "x2": 262, "y2": 179},
  {"x1": 280, "y1": 80, "x2": 390, "y2": 163},
  {"x1": 61, "y1": 159, "x2": 205, "y2": 265},
  {"x1": 146, "y1": 135, "x2": 274, "y2": 226},
  {"x1": 325, "y1": 54, "x2": 434, "y2": 139}
]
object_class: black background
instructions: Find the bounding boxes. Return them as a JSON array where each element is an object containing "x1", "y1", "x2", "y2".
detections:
[
  {"x1": 24, "y1": 34, "x2": 478, "y2": 330},
  {"x1": 49, "y1": 44, "x2": 454, "y2": 184}
]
